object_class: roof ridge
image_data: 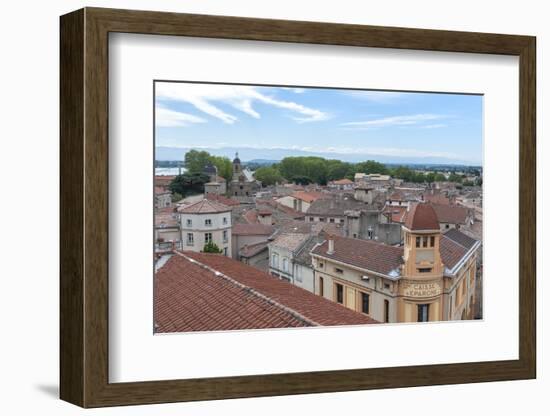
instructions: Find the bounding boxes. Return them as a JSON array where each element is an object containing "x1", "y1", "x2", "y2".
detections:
[{"x1": 174, "y1": 252, "x2": 319, "y2": 326}]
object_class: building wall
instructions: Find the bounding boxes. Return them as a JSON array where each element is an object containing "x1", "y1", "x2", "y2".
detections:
[
  {"x1": 268, "y1": 245, "x2": 294, "y2": 281},
  {"x1": 277, "y1": 196, "x2": 311, "y2": 213},
  {"x1": 311, "y1": 256, "x2": 397, "y2": 322},
  {"x1": 155, "y1": 193, "x2": 172, "y2": 209},
  {"x1": 293, "y1": 263, "x2": 315, "y2": 293},
  {"x1": 179, "y1": 211, "x2": 232, "y2": 256},
  {"x1": 241, "y1": 249, "x2": 270, "y2": 272}
]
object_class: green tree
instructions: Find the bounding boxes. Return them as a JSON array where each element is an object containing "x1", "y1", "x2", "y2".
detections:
[
  {"x1": 448, "y1": 173, "x2": 463, "y2": 183},
  {"x1": 169, "y1": 173, "x2": 210, "y2": 197},
  {"x1": 326, "y1": 160, "x2": 353, "y2": 181},
  {"x1": 203, "y1": 241, "x2": 223, "y2": 253},
  {"x1": 355, "y1": 160, "x2": 388, "y2": 175},
  {"x1": 254, "y1": 166, "x2": 283, "y2": 186},
  {"x1": 291, "y1": 175, "x2": 313, "y2": 185},
  {"x1": 171, "y1": 192, "x2": 183, "y2": 202},
  {"x1": 434, "y1": 173, "x2": 446, "y2": 182},
  {"x1": 184, "y1": 150, "x2": 212, "y2": 174},
  {"x1": 210, "y1": 155, "x2": 232, "y2": 181}
]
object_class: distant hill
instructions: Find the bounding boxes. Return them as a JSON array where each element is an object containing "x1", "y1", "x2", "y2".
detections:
[{"x1": 155, "y1": 146, "x2": 478, "y2": 166}]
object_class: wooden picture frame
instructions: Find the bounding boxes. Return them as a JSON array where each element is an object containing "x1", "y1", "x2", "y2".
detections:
[{"x1": 60, "y1": 7, "x2": 536, "y2": 408}]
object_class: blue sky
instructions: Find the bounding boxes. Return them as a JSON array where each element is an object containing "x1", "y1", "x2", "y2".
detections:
[{"x1": 155, "y1": 82, "x2": 483, "y2": 165}]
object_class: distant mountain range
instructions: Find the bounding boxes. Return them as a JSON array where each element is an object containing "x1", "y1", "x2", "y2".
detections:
[{"x1": 155, "y1": 146, "x2": 479, "y2": 166}]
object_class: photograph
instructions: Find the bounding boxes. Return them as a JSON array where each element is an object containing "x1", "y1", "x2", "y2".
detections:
[{"x1": 153, "y1": 81, "x2": 483, "y2": 333}]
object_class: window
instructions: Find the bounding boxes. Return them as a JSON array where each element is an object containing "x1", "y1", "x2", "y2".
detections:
[
  {"x1": 336, "y1": 283, "x2": 344, "y2": 304},
  {"x1": 204, "y1": 233, "x2": 212, "y2": 244},
  {"x1": 416, "y1": 237, "x2": 421, "y2": 248},
  {"x1": 418, "y1": 304, "x2": 430, "y2": 322},
  {"x1": 282, "y1": 258, "x2": 288, "y2": 272},
  {"x1": 329, "y1": 218, "x2": 335, "y2": 223},
  {"x1": 186, "y1": 233, "x2": 194, "y2": 246},
  {"x1": 186, "y1": 219, "x2": 192, "y2": 227},
  {"x1": 353, "y1": 233, "x2": 357, "y2": 238},
  {"x1": 361, "y1": 292, "x2": 370, "y2": 314},
  {"x1": 422, "y1": 236, "x2": 428, "y2": 248},
  {"x1": 340, "y1": 219, "x2": 344, "y2": 224},
  {"x1": 295, "y1": 266, "x2": 302, "y2": 282},
  {"x1": 319, "y1": 276, "x2": 324, "y2": 296},
  {"x1": 234, "y1": 192, "x2": 238, "y2": 196},
  {"x1": 223, "y1": 230, "x2": 228, "y2": 242},
  {"x1": 367, "y1": 229, "x2": 373, "y2": 239},
  {"x1": 272, "y1": 253, "x2": 279, "y2": 268},
  {"x1": 430, "y1": 236, "x2": 435, "y2": 247},
  {"x1": 223, "y1": 217, "x2": 228, "y2": 225},
  {"x1": 319, "y1": 217, "x2": 325, "y2": 222},
  {"x1": 318, "y1": 262, "x2": 324, "y2": 268},
  {"x1": 418, "y1": 268, "x2": 432, "y2": 273},
  {"x1": 205, "y1": 218, "x2": 212, "y2": 227},
  {"x1": 223, "y1": 247, "x2": 228, "y2": 256},
  {"x1": 445, "y1": 224, "x2": 450, "y2": 229},
  {"x1": 309, "y1": 216, "x2": 314, "y2": 222},
  {"x1": 334, "y1": 267, "x2": 344, "y2": 274},
  {"x1": 384, "y1": 282, "x2": 391, "y2": 291},
  {"x1": 384, "y1": 299, "x2": 390, "y2": 323}
]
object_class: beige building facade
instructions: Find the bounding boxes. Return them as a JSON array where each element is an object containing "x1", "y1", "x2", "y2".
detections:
[{"x1": 310, "y1": 203, "x2": 480, "y2": 323}]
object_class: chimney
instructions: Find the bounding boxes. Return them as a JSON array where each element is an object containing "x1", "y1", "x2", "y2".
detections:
[{"x1": 327, "y1": 238, "x2": 335, "y2": 255}]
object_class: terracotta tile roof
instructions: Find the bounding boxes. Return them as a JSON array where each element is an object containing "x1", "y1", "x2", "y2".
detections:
[
  {"x1": 155, "y1": 211, "x2": 179, "y2": 227},
  {"x1": 180, "y1": 252, "x2": 378, "y2": 327},
  {"x1": 443, "y1": 228, "x2": 479, "y2": 251},
  {"x1": 439, "y1": 237, "x2": 468, "y2": 271},
  {"x1": 177, "y1": 199, "x2": 232, "y2": 214},
  {"x1": 430, "y1": 203, "x2": 470, "y2": 225},
  {"x1": 270, "y1": 233, "x2": 310, "y2": 252},
  {"x1": 243, "y1": 209, "x2": 259, "y2": 224},
  {"x1": 155, "y1": 255, "x2": 309, "y2": 332},
  {"x1": 330, "y1": 178, "x2": 354, "y2": 185},
  {"x1": 292, "y1": 191, "x2": 326, "y2": 203},
  {"x1": 155, "y1": 175, "x2": 175, "y2": 187},
  {"x1": 239, "y1": 241, "x2": 269, "y2": 258},
  {"x1": 205, "y1": 193, "x2": 240, "y2": 206},
  {"x1": 306, "y1": 197, "x2": 367, "y2": 216},
  {"x1": 422, "y1": 192, "x2": 450, "y2": 205},
  {"x1": 155, "y1": 186, "x2": 170, "y2": 195},
  {"x1": 404, "y1": 203, "x2": 440, "y2": 231},
  {"x1": 232, "y1": 223, "x2": 275, "y2": 236},
  {"x1": 382, "y1": 205, "x2": 408, "y2": 223},
  {"x1": 311, "y1": 236, "x2": 404, "y2": 277}
]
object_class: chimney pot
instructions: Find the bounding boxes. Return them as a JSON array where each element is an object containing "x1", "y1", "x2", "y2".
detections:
[{"x1": 327, "y1": 238, "x2": 335, "y2": 255}]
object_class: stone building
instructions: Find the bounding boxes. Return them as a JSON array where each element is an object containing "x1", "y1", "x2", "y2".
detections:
[
  {"x1": 229, "y1": 152, "x2": 260, "y2": 198},
  {"x1": 310, "y1": 202, "x2": 481, "y2": 323},
  {"x1": 177, "y1": 199, "x2": 232, "y2": 257}
]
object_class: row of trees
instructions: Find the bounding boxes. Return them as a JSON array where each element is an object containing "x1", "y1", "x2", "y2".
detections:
[{"x1": 253, "y1": 156, "x2": 473, "y2": 186}]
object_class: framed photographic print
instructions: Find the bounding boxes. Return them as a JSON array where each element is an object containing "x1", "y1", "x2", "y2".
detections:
[{"x1": 60, "y1": 7, "x2": 536, "y2": 408}]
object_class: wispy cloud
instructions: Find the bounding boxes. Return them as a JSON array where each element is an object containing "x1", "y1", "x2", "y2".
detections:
[
  {"x1": 155, "y1": 106, "x2": 207, "y2": 127},
  {"x1": 341, "y1": 114, "x2": 446, "y2": 130},
  {"x1": 156, "y1": 83, "x2": 328, "y2": 124},
  {"x1": 421, "y1": 124, "x2": 447, "y2": 129},
  {"x1": 282, "y1": 87, "x2": 306, "y2": 94}
]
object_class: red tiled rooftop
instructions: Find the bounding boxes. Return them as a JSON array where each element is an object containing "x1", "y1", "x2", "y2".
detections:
[
  {"x1": 404, "y1": 203, "x2": 440, "y2": 231},
  {"x1": 382, "y1": 205, "x2": 408, "y2": 223},
  {"x1": 312, "y1": 236, "x2": 404, "y2": 277},
  {"x1": 239, "y1": 241, "x2": 269, "y2": 258},
  {"x1": 155, "y1": 252, "x2": 378, "y2": 332},
  {"x1": 330, "y1": 178, "x2": 354, "y2": 185},
  {"x1": 232, "y1": 223, "x2": 275, "y2": 236},
  {"x1": 205, "y1": 193, "x2": 240, "y2": 207},
  {"x1": 430, "y1": 203, "x2": 470, "y2": 225},
  {"x1": 177, "y1": 198, "x2": 232, "y2": 214},
  {"x1": 292, "y1": 191, "x2": 326, "y2": 203}
]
